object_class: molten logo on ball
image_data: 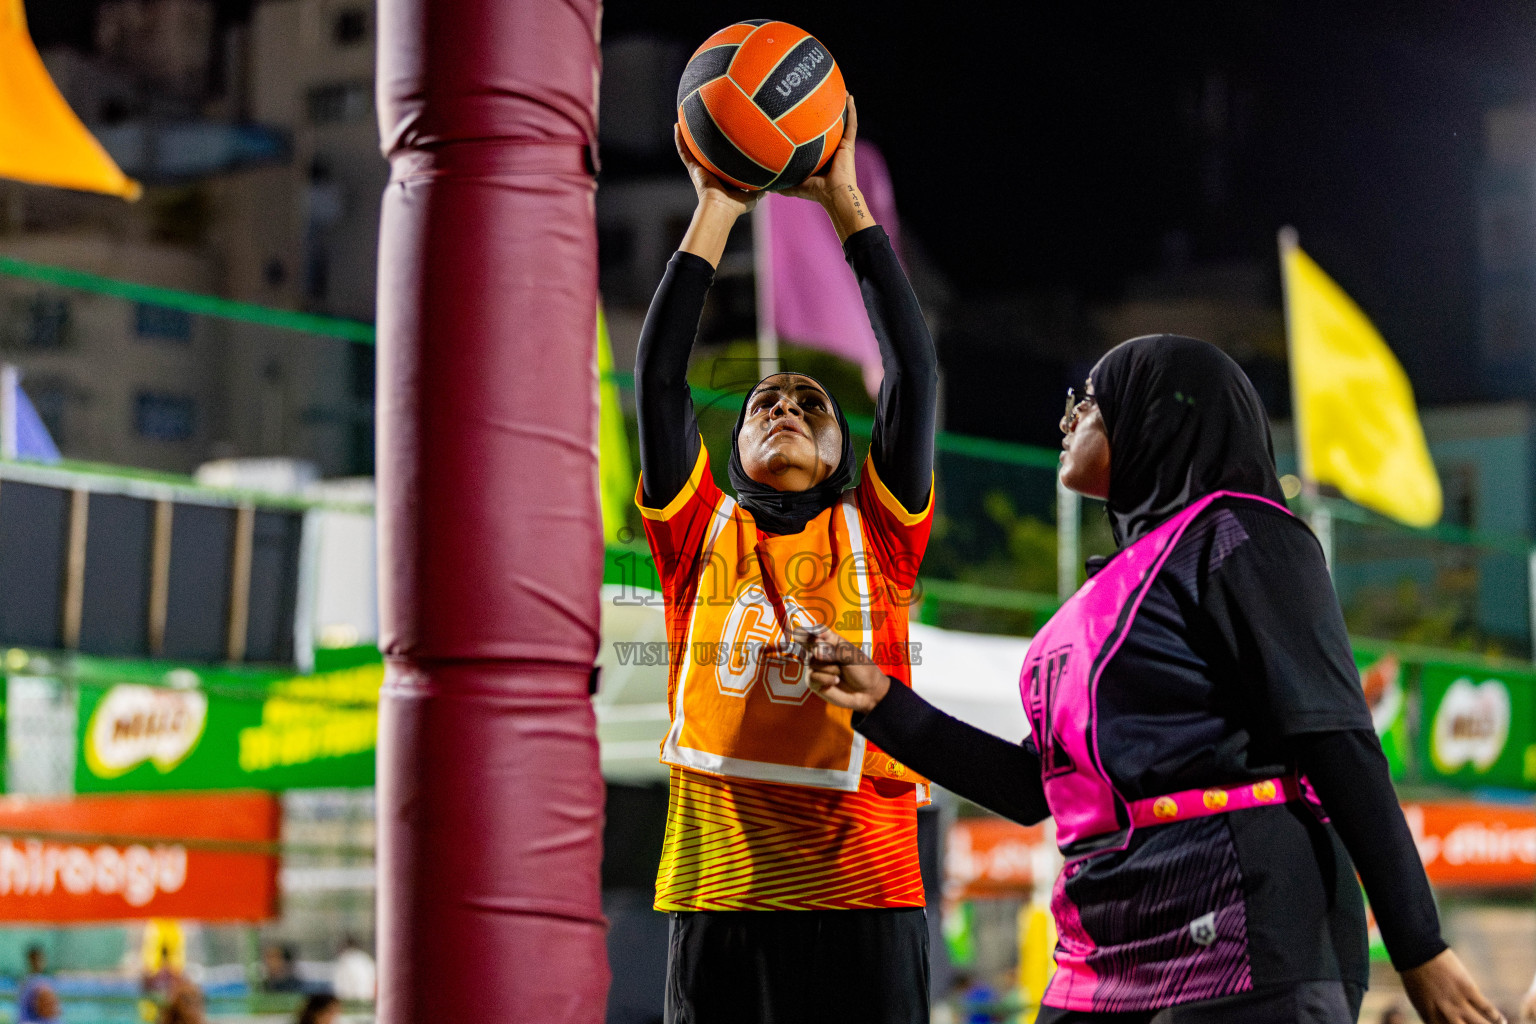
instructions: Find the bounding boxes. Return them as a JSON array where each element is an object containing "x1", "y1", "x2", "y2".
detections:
[
  {"x1": 677, "y1": 21, "x2": 847, "y2": 192},
  {"x1": 775, "y1": 48, "x2": 826, "y2": 97}
]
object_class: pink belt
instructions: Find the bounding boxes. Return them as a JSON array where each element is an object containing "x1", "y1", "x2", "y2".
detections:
[{"x1": 1128, "y1": 775, "x2": 1304, "y2": 829}]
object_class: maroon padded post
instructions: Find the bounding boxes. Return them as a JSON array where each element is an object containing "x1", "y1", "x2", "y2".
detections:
[{"x1": 373, "y1": 0, "x2": 607, "y2": 1019}]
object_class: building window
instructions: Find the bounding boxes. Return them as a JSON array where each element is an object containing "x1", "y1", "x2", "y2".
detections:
[
  {"x1": 1439, "y1": 462, "x2": 1477, "y2": 530},
  {"x1": 1484, "y1": 290, "x2": 1530, "y2": 360},
  {"x1": 307, "y1": 81, "x2": 372, "y2": 124},
  {"x1": 134, "y1": 303, "x2": 193, "y2": 343},
  {"x1": 134, "y1": 392, "x2": 197, "y2": 442},
  {"x1": 8, "y1": 295, "x2": 71, "y2": 350},
  {"x1": 1481, "y1": 193, "x2": 1532, "y2": 274},
  {"x1": 332, "y1": 8, "x2": 368, "y2": 46},
  {"x1": 263, "y1": 258, "x2": 287, "y2": 289}
]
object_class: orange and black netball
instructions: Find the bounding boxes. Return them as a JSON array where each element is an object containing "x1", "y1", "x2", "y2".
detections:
[{"x1": 676, "y1": 20, "x2": 847, "y2": 191}]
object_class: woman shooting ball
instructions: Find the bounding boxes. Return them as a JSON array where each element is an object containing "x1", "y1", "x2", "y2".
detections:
[{"x1": 635, "y1": 96, "x2": 939, "y2": 1024}]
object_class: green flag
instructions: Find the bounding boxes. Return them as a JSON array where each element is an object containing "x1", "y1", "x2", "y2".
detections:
[{"x1": 598, "y1": 305, "x2": 635, "y2": 544}]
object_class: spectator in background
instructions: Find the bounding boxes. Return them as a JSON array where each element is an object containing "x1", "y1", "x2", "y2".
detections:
[
  {"x1": 17, "y1": 945, "x2": 51, "y2": 1024},
  {"x1": 331, "y1": 935, "x2": 375, "y2": 1003},
  {"x1": 156, "y1": 979, "x2": 205, "y2": 1024},
  {"x1": 24, "y1": 983, "x2": 60, "y2": 1023},
  {"x1": 1379, "y1": 1007, "x2": 1408, "y2": 1024},
  {"x1": 141, "y1": 943, "x2": 182, "y2": 999},
  {"x1": 260, "y1": 943, "x2": 303, "y2": 993},
  {"x1": 296, "y1": 994, "x2": 341, "y2": 1024}
]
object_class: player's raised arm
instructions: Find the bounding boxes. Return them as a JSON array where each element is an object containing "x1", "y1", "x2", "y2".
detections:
[
  {"x1": 781, "y1": 97, "x2": 938, "y2": 515},
  {"x1": 633, "y1": 129, "x2": 761, "y2": 509}
]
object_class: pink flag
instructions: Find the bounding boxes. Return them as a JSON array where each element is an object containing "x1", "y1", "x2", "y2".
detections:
[{"x1": 756, "y1": 140, "x2": 900, "y2": 393}]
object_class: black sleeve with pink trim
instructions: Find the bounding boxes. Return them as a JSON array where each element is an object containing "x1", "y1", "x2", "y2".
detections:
[
  {"x1": 1195, "y1": 501, "x2": 1373, "y2": 736},
  {"x1": 1193, "y1": 501, "x2": 1443, "y2": 970},
  {"x1": 855, "y1": 681, "x2": 1050, "y2": 825}
]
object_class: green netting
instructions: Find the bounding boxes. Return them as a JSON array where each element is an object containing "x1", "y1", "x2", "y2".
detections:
[
  {"x1": 609, "y1": 343, "x2": 1536, "y2": 651},
  {"x1": 3, "y1": 257, "x2": 1534, "y2": 652},
  {"x1": 0, "y1": 257, "x2": 374, "y2": 344},
  {"x1": 1328, "y1": 508, "x2": 1533, "y2": 660}
]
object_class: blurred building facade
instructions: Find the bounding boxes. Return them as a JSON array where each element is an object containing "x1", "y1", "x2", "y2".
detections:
[
  {"x1": 1479, "y1": 103, "x2": 1536, "y2": 400},
  {"x1": 213, "y1": 0, "x2": 385, "y2": 476},
  {"x1": 94, "y1": 0, "x2": 217, "y2": 105},
  {"x1": 0, "y1": 0, "x2": 378, "y2": 477},
  {"x1": 0, "y1": 235, "x2": 222, "y2": 468},
  {"x1": 1275, "y1": 402, "x2": 1536, "y2": 657}
]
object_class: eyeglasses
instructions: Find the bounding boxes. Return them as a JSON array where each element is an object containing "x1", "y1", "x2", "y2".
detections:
[{"x1": 1063, "y1": 387, "x2": 1096, "y2": 430}]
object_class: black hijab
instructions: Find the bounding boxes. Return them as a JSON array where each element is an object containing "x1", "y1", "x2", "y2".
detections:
[
  {"x1": 1091, "y1": 335, "x2": 1285, "y2": 547},
  {"x1": 728, "y1": 372, "x2": 856, "y2": 535}
]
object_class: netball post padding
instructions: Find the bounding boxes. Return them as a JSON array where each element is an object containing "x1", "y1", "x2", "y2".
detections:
[{"x1": 374, "y1": 0, "x2": 608, "y2": 1020}]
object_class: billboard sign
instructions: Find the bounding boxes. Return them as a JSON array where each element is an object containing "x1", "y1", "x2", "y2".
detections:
[
  {"x1": 74, "y1": 648, "x2": 381, "y2": 793},
  {"x1": 1418, "y1": 662, "x2": 1535, "y2": 790},
  {"x1": 945, "y1": 817, "x2": 1051, "y2": 900},
  {"x1": 1402, "y1": 800, "x2": 1536, "y2": 890},
  {"x1": 0, "y1": 792, "x2": 278, "y2": 922},
  {"x1": 1357, "y1": 650, "x2": 1409, "y2": 779}
]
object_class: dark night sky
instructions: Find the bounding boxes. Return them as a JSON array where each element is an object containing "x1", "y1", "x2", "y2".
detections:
[
  {"x1": 604, "y1": 1, "x2": 1536, "y2": 417},
  {"x1": 28, "y1": 0, "x2": 1536, "y2": 421}
]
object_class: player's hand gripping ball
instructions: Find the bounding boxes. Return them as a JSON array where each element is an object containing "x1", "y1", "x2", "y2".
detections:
[{"x1": 676, "y1": 20, "x2": 847, "y2": 192}]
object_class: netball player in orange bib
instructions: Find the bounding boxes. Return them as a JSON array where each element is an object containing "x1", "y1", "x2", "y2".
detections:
[{"x1": 634, "y1": 98, "x2": 938, "y2": 1023}]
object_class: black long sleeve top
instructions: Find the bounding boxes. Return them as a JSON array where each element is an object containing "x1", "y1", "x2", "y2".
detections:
[{"x1": 858, "y1": 499, "x2": 1445, "y2": 973}]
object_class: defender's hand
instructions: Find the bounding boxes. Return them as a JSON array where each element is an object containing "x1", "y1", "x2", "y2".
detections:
[
  {"x1": 795, "y1": 623, "x2": 891, "y2": 713},
  {"x1": 1401, "y1": 949, "x2": 1506, "y2": 1024}
]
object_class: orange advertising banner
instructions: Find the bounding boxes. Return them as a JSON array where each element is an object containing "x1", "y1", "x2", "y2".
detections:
[
  {"x1": 1402, "y1": 800, "x2": 1536, "y2": 890},
  {"x1": 948, "y1": 800, "x2": 1536, "y2": 901},
  {"x1": 0, "y1": 792, "x2": 279, "y2": 922},
  {"x1": 945, "y1": 817, "x2": 1051, "y2": 900}
]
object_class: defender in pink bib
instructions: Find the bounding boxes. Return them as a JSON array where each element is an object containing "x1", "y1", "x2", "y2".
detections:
[
  {"x1": 1023, "y1": 490, "x2": 1309, "y2": 1009},
  {"x1": 808, "y1": 335, "x2": 1485, "y2": 1022}
]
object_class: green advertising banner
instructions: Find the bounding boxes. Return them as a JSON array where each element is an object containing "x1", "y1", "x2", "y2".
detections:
[
  {"x1": 1356, "y1": 650, "x2": 1410, "y2": 781},
  {"x1": 74, "y1": 647, "x2": 382, "y2": 793},
  {"x1": 1417, "y1": 661, "x2": 1536, "y2": 790}
]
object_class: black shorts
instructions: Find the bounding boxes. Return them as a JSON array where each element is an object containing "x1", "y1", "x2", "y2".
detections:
[
  {"x1": 1035, "y1": 981, "x2": 1365, "y2": 1024},
  {"x1": 664, "y1": 907, "x2": 929, "y2": 1024}
]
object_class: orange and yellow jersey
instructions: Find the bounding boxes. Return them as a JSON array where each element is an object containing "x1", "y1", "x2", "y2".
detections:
[{"x1": 639, "y1": 446, "x2": 933, "y2": 911}]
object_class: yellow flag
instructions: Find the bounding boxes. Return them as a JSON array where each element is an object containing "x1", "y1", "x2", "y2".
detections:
[
  {"x1": 1281, "y1": 233, "x2": 1441, "y2": 526},
  {"x1": 1017, "y1": 903, "x2": 1057, "y2": 1020},
  {"x1": 0, "y1": 0, "x2": 140, "y2": 198},
  {"x1": 597, "y1": 305, "x2": 634, "y2": 545}
]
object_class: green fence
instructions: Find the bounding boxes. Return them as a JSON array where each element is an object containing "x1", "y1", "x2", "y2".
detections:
[
  {"x1": 606, "y1": 345, "x2": 1536, "y2": 655},
  {"x1": 5, "y1": 252, "x2": 1532, "y2": 656},
  {"x1": 0, "y1": 256, "x2": 375, "y2": 480}
]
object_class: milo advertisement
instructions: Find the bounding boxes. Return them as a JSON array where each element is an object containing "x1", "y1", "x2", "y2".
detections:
[
  {"x1": 1417, "y1": 661, "x2": 1536, "y2": 790},
  {"x1": 75, "y1": 647, "x2": 382, "y2": 793},
  {"x1": 1356, "y1": 650, "x2": 1409, "y2": 780}
]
